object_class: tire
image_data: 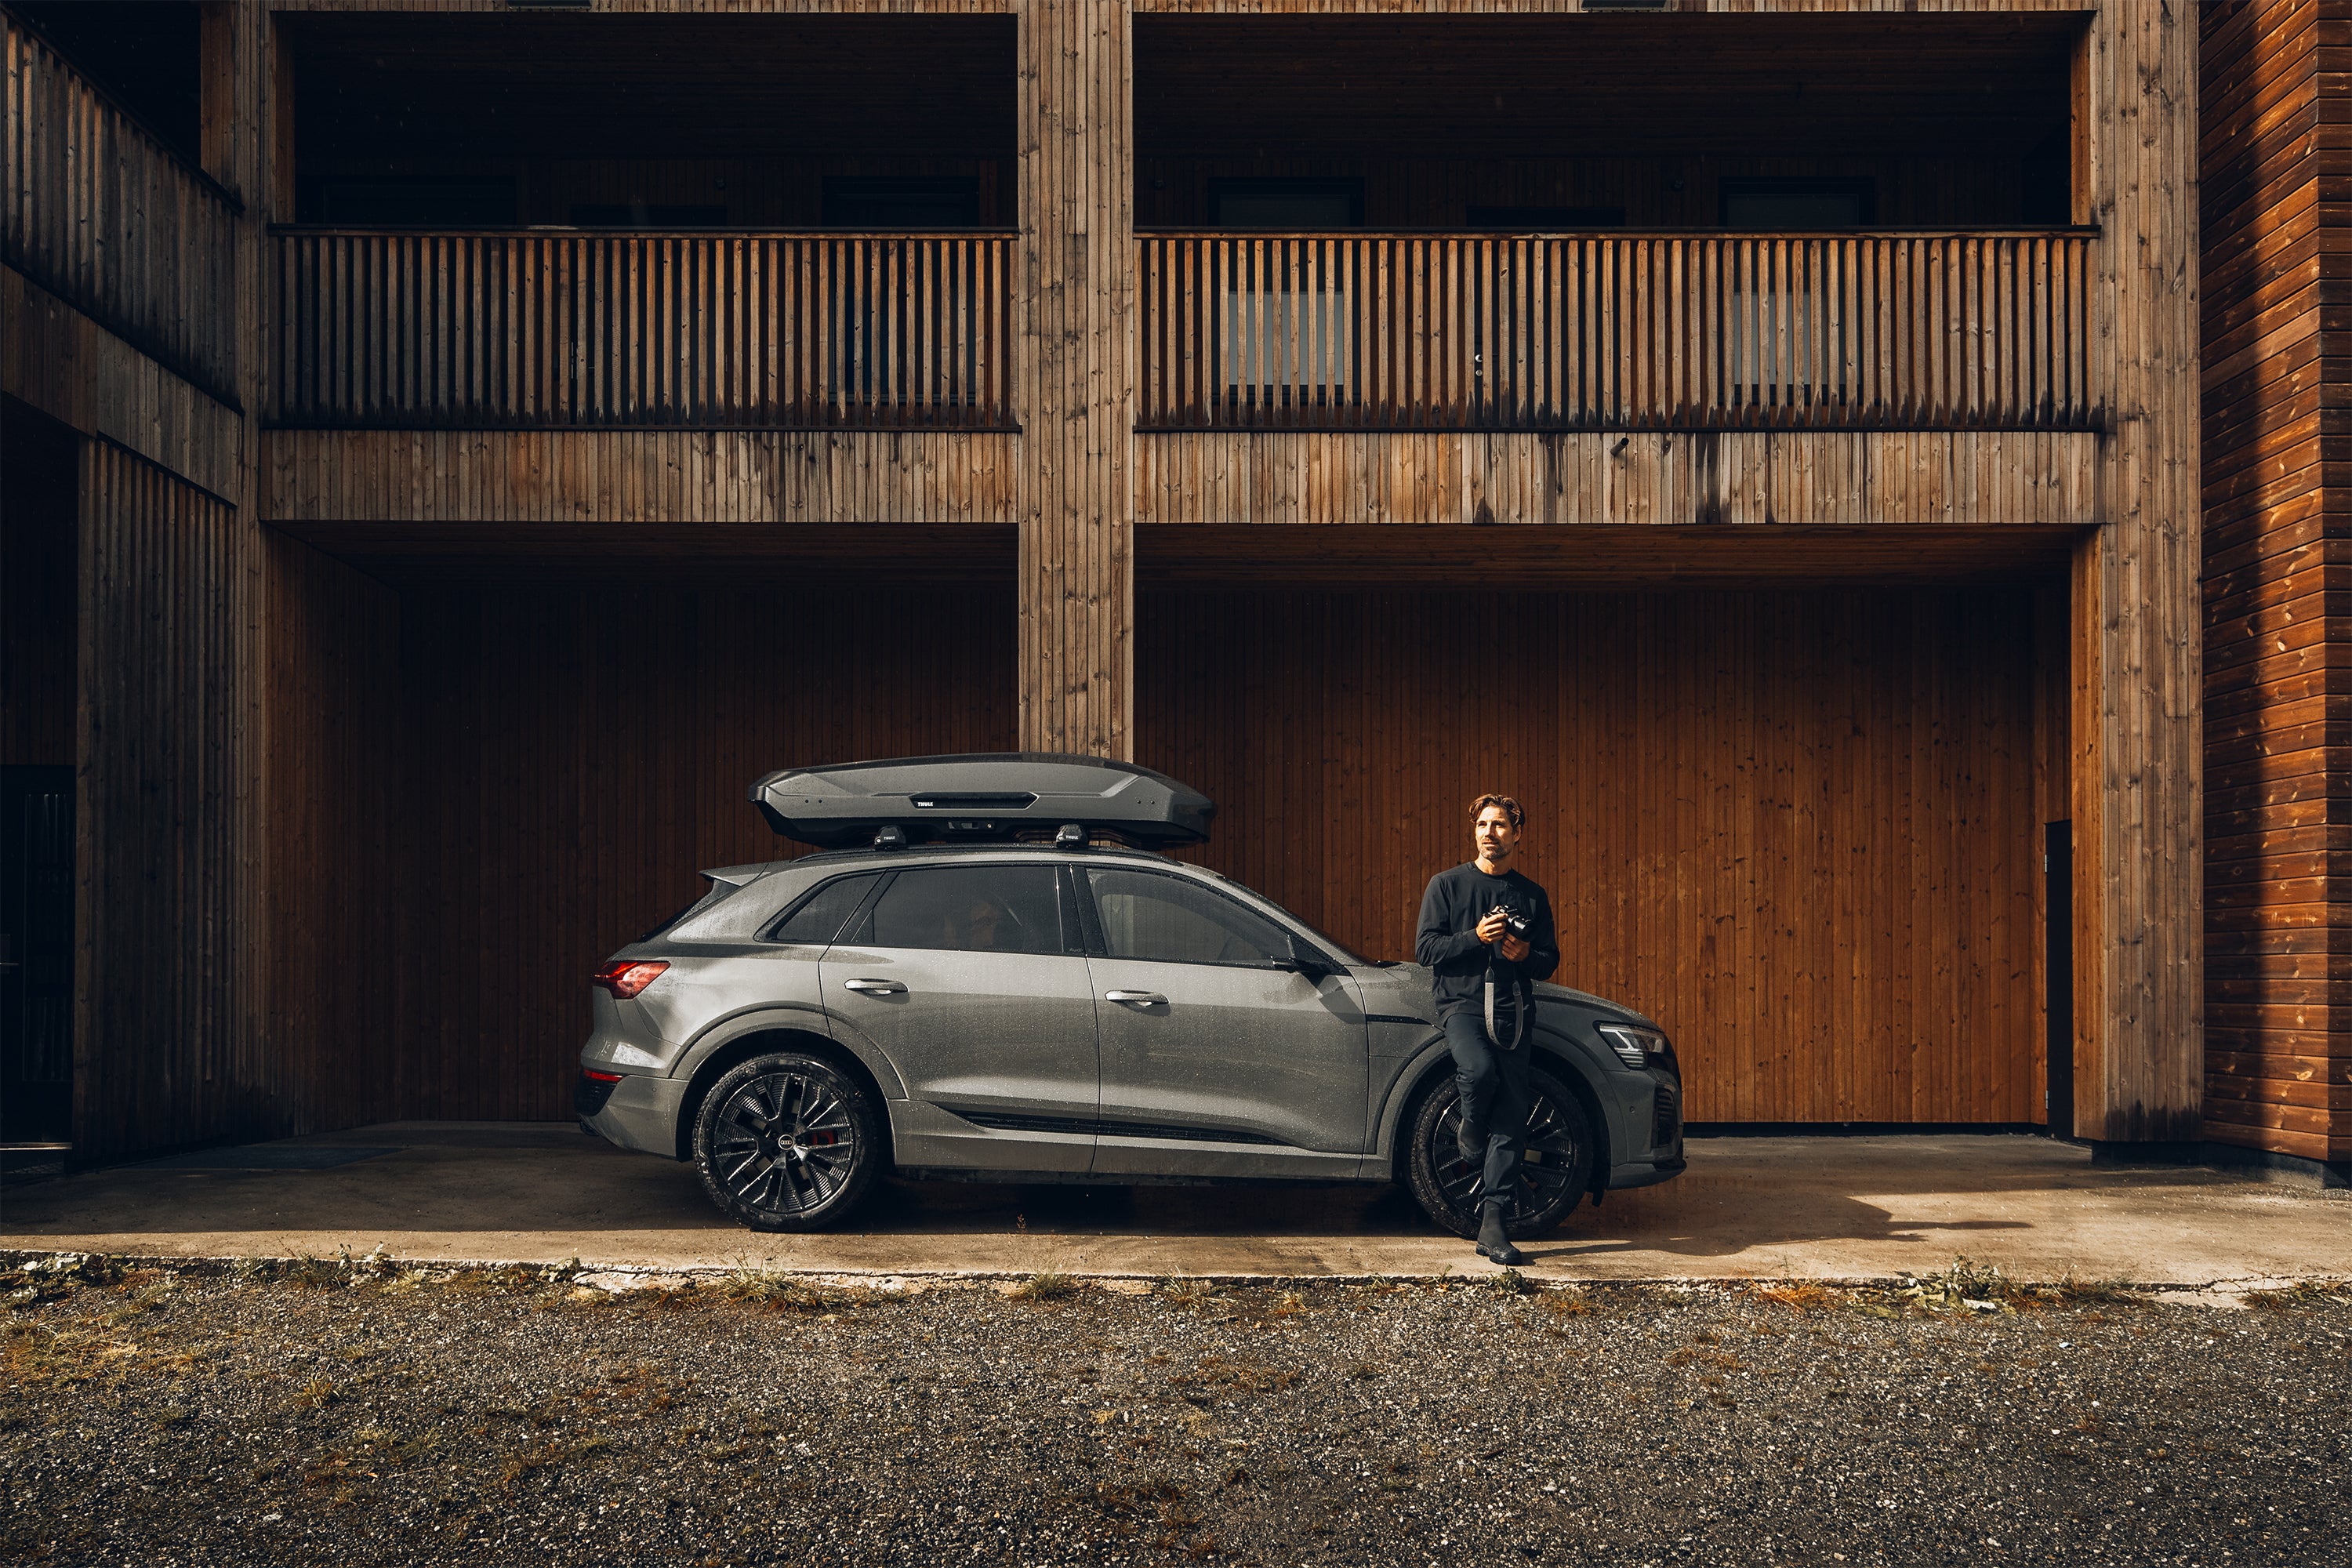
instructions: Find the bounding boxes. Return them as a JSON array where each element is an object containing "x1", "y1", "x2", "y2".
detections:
[
  {"x1": 693, "y1": 1051, "x2": 881, "y2": 1232},
  {"x1": 1404, "y1": 1060, "x2": 1596, "y2": 1241}
]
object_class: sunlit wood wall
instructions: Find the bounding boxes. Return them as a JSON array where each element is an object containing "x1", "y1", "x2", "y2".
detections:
[
  {"x1": 389, "y1": 585, "x2": 1017, "y2": 1121},
  {"x1": 1142, "y1": 586, "x2": 2056, "y2": 1126}
]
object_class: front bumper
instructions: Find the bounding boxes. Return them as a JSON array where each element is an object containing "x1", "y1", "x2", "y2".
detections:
[
  {"x1": 1606, "y1": 1155, "x2": 1687, "y2": 1190},
  {"x1": 578, "y1": 1070, "x2": 691, "y2": 1159}
]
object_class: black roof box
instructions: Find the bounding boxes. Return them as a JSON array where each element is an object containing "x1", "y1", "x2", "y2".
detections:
[{"x1": 748, "y1": 753, "x2": 1216, "y2": 848}]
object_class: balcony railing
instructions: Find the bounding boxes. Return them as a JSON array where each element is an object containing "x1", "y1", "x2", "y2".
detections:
[
  {"x1": 269, "y1": 230, "x2": 1016, "y2": 430},
  {"x1": 1137, "y1": 231, "x2": 2096, "y2": 432},
  {"x1": 2, "y1": 6, "x2": 241, "y2": 402}
]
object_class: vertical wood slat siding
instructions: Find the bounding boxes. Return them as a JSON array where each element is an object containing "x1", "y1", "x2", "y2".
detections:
[
  {"x1": 1143, "y1": 586, "x2": 2047, "y2": 1126},
  {"x1": 0, "y1": 9, "x2": 240, "y2": 403},
  {"x1": 74, "y1": 442, "x2": 244, "y2": 1163},
  {"x1": 1136, "y1": 232, "x2": 2096, "y2": 432},
  {"x1": 269, "y1": 230, "x2": 1016, "y2": 430}
]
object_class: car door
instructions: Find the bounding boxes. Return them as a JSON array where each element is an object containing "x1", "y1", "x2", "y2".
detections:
[
  {"x1": 1079, "y1": 865, "x2": 1368, "y2": 1179},
  {"x1": 820, "y1": 861, "x2": 1098, "y2": 1174}
]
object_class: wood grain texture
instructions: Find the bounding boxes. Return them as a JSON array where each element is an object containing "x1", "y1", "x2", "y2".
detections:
[
  {"x1": 394, "y1": 586, "x2": 1015, "y2": 1121},
  {"x1": 270, "y1": 230, "x2": 1016, "y2": 430},
  {"x1": 2070, "y1": 0, "x2": 2201, "y2": 1143},
  {"x1": 2198, "y1": 0, "x2": 2351, "y2": 1164},
  {"x1": 1138, "y1": 233, "x2": 2095, "y2": 433},
  {"x1": 1135, "y1": 430, "x2": 2101, "y2": 525},
  {"x1": 1017, "y1": 0, "x2": 1134, "y2": 756},
  {"x1": 2, "y1": 265, "x2": 244, "y2": 500},
  {"x1": 1142, "y1": 586, "x2": 2052, "y2": 1124},
  {"x1": 72, "y1": 441, "x2": 249, "y2": 1163},
  {"x1": 1, "y1": 5, "x2": 240, "y2": 403},
  {"x1": 1135, "y1": 1, "x2": 2092, "y2": 14},
  {"x1": 265, "y1": 429, "x2": 1019, "y2": 524}
]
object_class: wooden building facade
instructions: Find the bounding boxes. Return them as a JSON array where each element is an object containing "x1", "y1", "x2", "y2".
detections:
[{"x1": 1, "y1": 0, "x2": 2314, "y2": 1178}]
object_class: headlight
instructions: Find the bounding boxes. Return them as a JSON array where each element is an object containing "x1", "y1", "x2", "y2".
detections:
[{"x1": 1596, "y1": 1022, "x2": 1672, "y2": 1070}]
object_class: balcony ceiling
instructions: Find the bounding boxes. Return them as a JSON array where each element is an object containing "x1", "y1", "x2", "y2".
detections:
[
  {"x1": 282, "y1": 14, "x2": 1018, "y2": 161},
  {"x1": 1136, "y1": 15, "x2": 2080, "y2": 159}
]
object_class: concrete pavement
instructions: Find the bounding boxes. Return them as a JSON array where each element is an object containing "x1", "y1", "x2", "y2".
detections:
[{"x1": 2, "y1": 1123, "x2": 2345, "y2": 1283}]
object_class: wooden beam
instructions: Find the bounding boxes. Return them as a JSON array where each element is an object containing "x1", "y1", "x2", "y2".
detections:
[
  {"x1": 1017, "y1": 0, "x2": 1134, "y2": 757},
  {"x1": 2072, "y1": 0, "x2": 2201, "y2": 1143}
]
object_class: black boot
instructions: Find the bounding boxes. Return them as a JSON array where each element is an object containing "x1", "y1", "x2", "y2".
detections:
[{"x1": 1475, "y1": 1203, "x2": 1525, "y2": 1267}]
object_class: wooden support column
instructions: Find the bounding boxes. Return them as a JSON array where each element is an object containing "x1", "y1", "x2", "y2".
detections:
[
  {"x1": 1016, "y1": 0, "x2": 1134, "y2": 759},
  {"x1": 2072, "y1": 0, "x2": 2202, "y2": 1144}
]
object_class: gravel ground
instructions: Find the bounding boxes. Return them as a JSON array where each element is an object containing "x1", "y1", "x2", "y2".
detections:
[{"x1": 2, "y1": 1255, "x2": 2347, "y2": 1568}]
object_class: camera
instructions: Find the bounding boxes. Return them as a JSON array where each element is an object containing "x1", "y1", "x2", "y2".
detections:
[{"x1": 1491, "y1": 906, "x2": 1533, "y2": 942}]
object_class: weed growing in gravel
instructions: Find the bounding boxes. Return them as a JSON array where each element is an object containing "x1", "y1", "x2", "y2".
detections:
[
  {"x1": 2245, "y1": 1279, "x2": 2352, "y2": 1312},
  {"x1": 1158, "y1": 1278, "x2": 1222, "y2": 1310},
  {"x1": 720, "y1": 1268, "x2": 895, "y2": 1313},
  {"x1": 1484, "y1": 1268, "x2": 1536, "y2": 1296},
  {"x1": 1010, "y1": 1270, "x2": 1079, "y2": 1303},
  {"x1": 0, "y1": 1253, "x2": 127, "y2": 1308},
  {"x1": 1537, "y1": 1286, "x2": 1593, "y2": 1322},
  {"x1": 1752, "y1": 1280, "x2": 1837, "y2": 1313},
  {"x1": 1843, "y1": 1256, "x2": 2146, "y2": 1318}
]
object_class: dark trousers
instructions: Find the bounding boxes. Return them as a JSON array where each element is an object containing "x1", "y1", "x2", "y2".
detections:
[{"x1": 1443, "y1": 1009, "x2": 1531, "y2": 1210}]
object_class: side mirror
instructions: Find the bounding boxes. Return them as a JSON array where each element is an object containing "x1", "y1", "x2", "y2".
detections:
[{"x1": 1287, "y1": 936, "x2": 1339, "y2": 980}]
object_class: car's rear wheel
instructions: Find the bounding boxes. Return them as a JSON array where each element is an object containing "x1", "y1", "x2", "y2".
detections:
[
  {"x1": 1405, "y1": 1062, "x2": 1595, "y2": 1240},
  {"x1": 693, "y1": 1052, "x2": 880, "y2": 1232}
]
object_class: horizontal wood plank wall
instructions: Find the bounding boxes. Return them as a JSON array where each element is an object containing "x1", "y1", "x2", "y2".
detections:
[
  {"x1": 74, "y1": 442, "x2": 247, "y2": 1163},
  {"x1": 266, "y1": 430, "x2": 1019, "y2": 524},
  {"x1": 2199, "y1": 0, "x2": 2350, "y2": 1165},
  {"x1": 395, "y1": 586, "x2": 1015, "y2": 1121},
  {"x1": 1135, "y1": 430, "x2": 2100, "y2": 525},
  {"x1": 1142, "y1": 587, "x2": 2046, "y2": 1124},
  {"x1": 1138, "y1": 234, "x2": 2096, "y2": 432},
  {"x1": 260, "y1": 533, "x2": 403, "y2": 1137},
  {"x1": 270, "y1": 231, "x2": 1015, "y2": 430},
  {"x1": 1, "y1": 6, "x2": 241, "y2": 403},
  {"x1": 2, "y1": 267, "x2": 245, "y2": 500}
]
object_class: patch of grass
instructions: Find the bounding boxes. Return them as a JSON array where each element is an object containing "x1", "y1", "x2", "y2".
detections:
[
  {"x1": 719, "y1": 1268, "x2": 895, "y2": 1313},
  {"x1": 1753, "y1": 1280, "x2": 1835, "y2": 1313},
  {"x1": 1010, "y1": 1270, "x2": 1079, "y2": 1303},
  {"x1": 1158, "y1": 1278, "x2": 1221, "y2": 1310},
  {"x1": 496, "y1": 1433, "x2": 612, "y2": 1490},
  {"x1": 1537, "y1": 1286, "x2": 1593, "y2": 1322},
  {"x1": 295, "y1": 1374, "x2": 337, "y2": 1409},
  {"x1": 1485, "y1": 1268, "x2": 1536, "y2": 1296},
  {"x1": 2245, "y1": 1279, "x2": 2350, "y2": 1312}
]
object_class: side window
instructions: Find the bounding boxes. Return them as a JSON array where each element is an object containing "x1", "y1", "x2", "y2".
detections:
[
  {"x1": 767, "y1": 873, "x2": 880, "y2": 946},
  {"x1": 861, "y1": 866, "x2": 1064, "y2": 955},
  {"x1": 1084, "y1": 869, "x2": 1291, "y2": 967}
]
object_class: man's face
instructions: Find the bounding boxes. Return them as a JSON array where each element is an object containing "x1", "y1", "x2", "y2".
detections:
[{"x1": 1474, "y1": 806, "x2": 1519, "y2": 864}]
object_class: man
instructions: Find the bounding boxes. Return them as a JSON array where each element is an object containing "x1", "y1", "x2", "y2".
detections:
[{"x1": 1414, "y1": 793, "x2": 1559, "y2": 1266}]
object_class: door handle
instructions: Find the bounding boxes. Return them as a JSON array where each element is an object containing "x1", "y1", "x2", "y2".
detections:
[
  {"x1": 843, "y1": 978, "x2": 906, "y2": 995},
  {"x1": 1104, "y1": 990, "x2": 1167, "y2": 1007}
]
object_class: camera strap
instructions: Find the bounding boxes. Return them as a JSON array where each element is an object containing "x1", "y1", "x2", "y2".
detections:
[{"x1": 1483, "y1": 974, "x2": 1526, "y2": 1051}]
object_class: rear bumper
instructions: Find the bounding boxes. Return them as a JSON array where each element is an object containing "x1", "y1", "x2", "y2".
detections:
[{"x1": 579, "y1": 1071, "x2": 690, "y2": 1159}]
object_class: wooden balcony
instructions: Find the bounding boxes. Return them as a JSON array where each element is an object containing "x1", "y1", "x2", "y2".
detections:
[
  {"x1": 1, "y1": 7, "x2": 241, "y2": 403},
  {"x1": 1137, "y1": 231, "x2": 2097, "y2": 433},
  {"x1": 269, "y1": 230, "x2": 1016, "y2": 430}
]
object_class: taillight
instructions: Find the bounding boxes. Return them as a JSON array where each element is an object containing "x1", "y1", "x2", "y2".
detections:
[
  {"x1": 592, "y1": 960, "x2": 669, "y2": 999},
  {"x1": 581, "y1": 1069, "x2": 622, "y2": 1084}
]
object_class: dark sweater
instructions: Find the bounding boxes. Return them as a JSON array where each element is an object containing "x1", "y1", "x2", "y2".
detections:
[{"x1": 1414, "y1": 862, "x2": 1560, "y2": 1023}]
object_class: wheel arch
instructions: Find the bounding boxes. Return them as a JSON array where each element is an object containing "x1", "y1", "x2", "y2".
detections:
[
  {"x1": 673, "y1": 1026, "x2": 898, "y2": 1167},
  {"x1": 1382, "y1": 1040, "x2": 1613, "y2": 1193}
]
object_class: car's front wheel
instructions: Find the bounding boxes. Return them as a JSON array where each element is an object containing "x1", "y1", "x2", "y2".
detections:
[
  {"x1": 693, "y1": 1052, "x2": 880, "y2": 1232},
  {"x1": 1405, "y1": 1062, "x2": 1595, "y2": 1240}
]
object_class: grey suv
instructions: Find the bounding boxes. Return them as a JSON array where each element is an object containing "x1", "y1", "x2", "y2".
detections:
[{"x1": 579, "y1": 829, "x2": 1685, "y2": 1240}]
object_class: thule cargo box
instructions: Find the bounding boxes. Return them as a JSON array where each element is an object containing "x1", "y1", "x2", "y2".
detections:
[{"x1": 748, "y1": 753, "x2": 1215, "y2": 848}]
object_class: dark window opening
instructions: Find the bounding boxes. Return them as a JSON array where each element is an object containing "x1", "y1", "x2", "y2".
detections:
[
  {"x1": 1209, "y1": 178, "x2": 1364, "y2": 230},
  {"x1": 854, "y1": 866, "x2": 1064, "y2": 955},
  {"x1": 822, "y1": 177, "x2": 982, "y2": 229},
  {"x1": 12, "y1": 2, "x2": 201, "y2": 167},
  {"x1": 1719, "y1": 178, "x2": 1875, "y2": 229},
  {"x1": 306, "y1": 177, "x2": 519, "y2": 227},
  {"x1": 2020, "y1": 126, "x2": 2073, "y2": 226},
  {"x1": 768, "y1": 874, "x2": 883, "y2": 946},
  {"x1": 1465, "y1": 205, "x2": 1628, "y2": 230},
  {"x1": 569, "y1": 202, "x2": 731, "y2": 228}
]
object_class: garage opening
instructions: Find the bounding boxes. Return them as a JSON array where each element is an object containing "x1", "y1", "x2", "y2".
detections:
[
  {"x1": 265, "y1": 531, "x2": 1015, "y2": 1127},
  {"x1": 1139, "y1": 584, "x2": 2067, "y2": 1127}
]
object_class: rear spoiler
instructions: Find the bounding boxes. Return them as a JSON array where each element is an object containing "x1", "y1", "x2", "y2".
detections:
[{"x1": 748, "y1": 752, "x2": 1215, "y2": 849}]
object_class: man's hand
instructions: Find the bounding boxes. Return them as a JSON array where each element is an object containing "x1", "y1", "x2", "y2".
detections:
[
  {"x1": 1498, "y1": 935, "x2": 1531, "y2": 964},
  {"x1": 1475, "y1": 909, "x2": 1509, "y2": 944}
]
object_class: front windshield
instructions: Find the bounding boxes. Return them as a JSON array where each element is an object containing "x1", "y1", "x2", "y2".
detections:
[{"x1": 1200, "y1": 868, "x2": 1381, "y2": 967}]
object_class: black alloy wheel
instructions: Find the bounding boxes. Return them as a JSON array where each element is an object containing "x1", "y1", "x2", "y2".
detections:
[
  {"x1": 1404, "y1": 1062, "x2": 1595, "y2": 1241},
  {"x1": 693, "y1": 1051, "x2": 880, "y2": 1232}
]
